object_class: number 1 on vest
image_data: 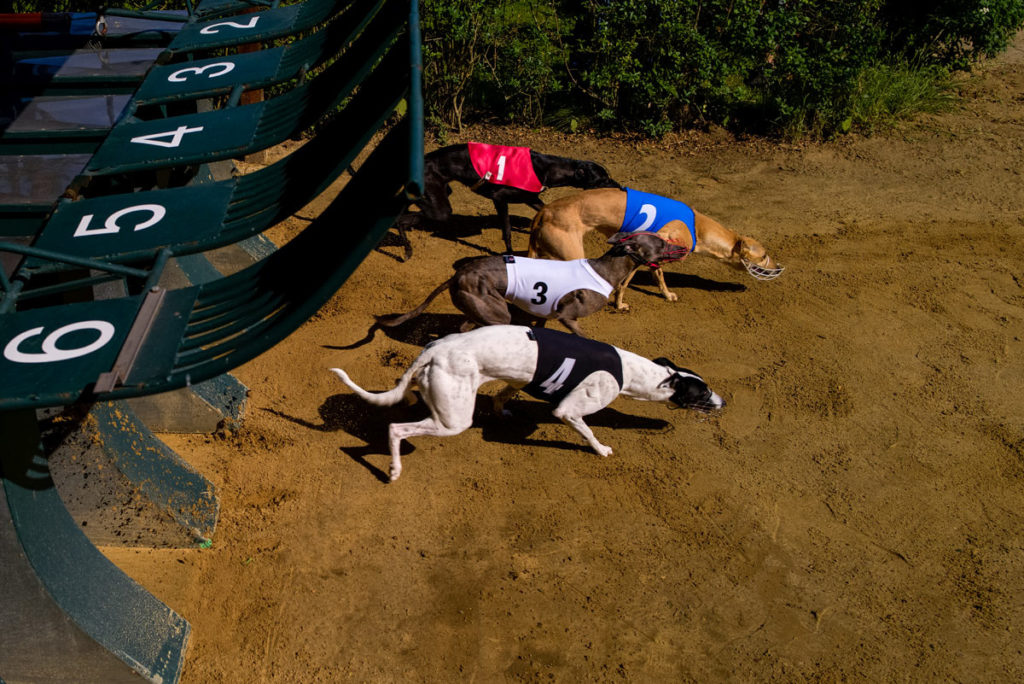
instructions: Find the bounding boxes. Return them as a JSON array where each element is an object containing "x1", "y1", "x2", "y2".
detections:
[{"x1": 496, "y1": 155, "x2": 507, "y2": 181}]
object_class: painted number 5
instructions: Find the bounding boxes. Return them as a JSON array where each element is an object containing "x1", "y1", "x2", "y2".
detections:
[
  {"x1": 4, "y1": 321, "x2": 116, "y2": 364},
  {"x1": 74, "y1": 204, "x2": 166, "y2": 237}
]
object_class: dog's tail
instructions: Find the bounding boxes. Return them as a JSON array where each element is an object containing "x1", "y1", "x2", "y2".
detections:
[
  {"x1": 374, "y1": 276, "x2": 454, "y2": 328},
  {"x1": 329, "y1": 367, "x2": 416, "y2": 407}
]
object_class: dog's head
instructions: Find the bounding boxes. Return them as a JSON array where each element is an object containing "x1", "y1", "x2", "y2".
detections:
[
  {"x1": 731, "y1": 236, "x2": 784, "y2": 281},
  {"x1": 572, "y1": 160, "x2": 621, "y2": 190},
  {"x1": 606, "y1": 231, "x2": 689, "y2": 267},
  {"x1": 653, "y1": 358, "x2": 725, "y2": 412}
]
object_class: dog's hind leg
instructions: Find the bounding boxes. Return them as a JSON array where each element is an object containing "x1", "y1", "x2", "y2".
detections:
[
  {"x1": 451, "y1": 289, "x2": 513, "y2": 329},
  {"x1": 492, "y1": 383, "x2": 521, "y2": 416}
]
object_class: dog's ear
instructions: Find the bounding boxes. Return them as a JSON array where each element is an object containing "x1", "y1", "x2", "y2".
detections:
[{"x1": 607, "y1": 231, "x2": 633, "y2": 245}]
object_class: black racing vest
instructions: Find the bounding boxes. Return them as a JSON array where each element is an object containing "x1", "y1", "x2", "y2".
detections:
[{"x1": 521, "y1": 327, "x2": 624, "y2": 404}]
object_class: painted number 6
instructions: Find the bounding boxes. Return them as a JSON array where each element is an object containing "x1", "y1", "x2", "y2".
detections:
[
  {"x1": 4, "y1": 321, "x2": 116, "y2": 364},
  {"x1": 199, "y1": 16, "x2": 259, "y2": 35}
]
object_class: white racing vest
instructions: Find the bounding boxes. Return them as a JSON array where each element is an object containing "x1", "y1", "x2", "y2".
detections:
[{"x1": 503, "y1": 256, "x2": 613, "y2": 317}]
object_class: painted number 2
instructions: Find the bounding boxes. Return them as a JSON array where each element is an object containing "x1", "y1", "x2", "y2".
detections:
[
  {"x1": 636, "y1": 203, "x2": 657, "y2": 231},
  {"x1": 4, "y1": 321, "x2": 116, "y2": 364},
  {"x1": 130, "y1": 125, "x2": 204, "y2": 148},
  {"x1": 200, "y1": 16, "x2": 260, "y2": 35}
]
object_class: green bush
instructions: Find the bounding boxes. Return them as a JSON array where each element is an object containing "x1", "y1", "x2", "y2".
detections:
[{"x1": 423, "y1": 0, "x2": 1024, "y2": 137}]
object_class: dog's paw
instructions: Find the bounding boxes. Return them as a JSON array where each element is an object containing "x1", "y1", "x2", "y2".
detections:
[
  {"x1": 596, "y1": 445, "x2": 613, "y2": 458},
  {"x1": 664, "y1": 292, "x2": 678, "y2": 302},
  {"x1": 389, "y1": 465, "x2": 403, "y2": 482},
  {"x1": 614, "y1": 302, "x2": 631, "y2": 312}
]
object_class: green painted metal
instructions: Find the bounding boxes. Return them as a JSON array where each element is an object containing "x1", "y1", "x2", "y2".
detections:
[
  {"x1": 134, "y1": 0, "x2": 384, "y2": 106},
  {"x1": 86, "y1": 1, "x2": 406, "y2": 176},
  {"x1": 0, "y1": 297, "x2": 142, "y2": 409},
  {"x1": 0, "y1": 409, "x2": 191, "y2": 682},
  {"x1": 167, "y1": 0, "x2": 341, "y2": 54},
  {"x1": 33, "y1": 43, "x2": 407, "y2": 265},
  {"x1": 90, "y1": 402, "x2": 219, "y2": 540}
]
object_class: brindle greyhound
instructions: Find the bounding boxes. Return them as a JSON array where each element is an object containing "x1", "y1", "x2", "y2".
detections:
[
  {"x1": 528, "y1": 187, "x2": 783, "y2": 310},
  {"x1": 376, "y1": 232, "x2": 687, "y2": 337}
]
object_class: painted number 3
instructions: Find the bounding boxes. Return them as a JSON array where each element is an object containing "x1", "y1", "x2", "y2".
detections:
[
  {"x1": 531, "y1": 281, "x2": 548, "y2": 305},
  {"x1": 4, "y1": 321, "x2": 116, "y2": 364}
]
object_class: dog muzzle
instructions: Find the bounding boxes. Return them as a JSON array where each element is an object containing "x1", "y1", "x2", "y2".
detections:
[{"x1": 742, "y1": 259, "x2": 785, "y2": 281}]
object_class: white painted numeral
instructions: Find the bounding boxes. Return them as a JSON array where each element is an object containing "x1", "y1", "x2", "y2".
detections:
[
  {"x1": 636, "y1": 203, "x2": 657, "y2": 231},
  {"x1": 73, "y1": 204, "x2": 166, "y2": 237},
  {"x1": 168, "y1": 61, "x2": 236, "y2": 83},
  {"x1": 496, "y1": 155, "x2": 507, "y2": 181},
  {"x1": 199, "y1": 16, "x2": 260, "y2": 35},
  {"x1": 539, "y1": 358, "x2": 576, "y2": 395},
  {"x1": 4, "y1": 321, "x2": 116, "y2": 364},
  {"x1": 130, "y1": 125, "x2": 204, "y2": 148}
]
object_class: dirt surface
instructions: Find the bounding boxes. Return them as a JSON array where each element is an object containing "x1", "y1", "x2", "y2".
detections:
[{"x1": 108, "y1": 35, "x2": 1024, "y2": 682}]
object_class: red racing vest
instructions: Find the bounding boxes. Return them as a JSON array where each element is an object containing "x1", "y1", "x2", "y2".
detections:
[{"x1": 467, "y1": 142, "x2": 544, "y2": 192}]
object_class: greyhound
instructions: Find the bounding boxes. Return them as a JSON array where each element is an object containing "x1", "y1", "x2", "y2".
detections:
[
  {"x1": 528, "y1": 187, "x2": 784, "y2": 309},
  {"x1": 375, "y1": 231, "x2": 688, "y2": 337},
  {"x1": 330, "y1": 325, "x2": 724, "y2": 481},
  {"x1": 396, "y1": 142, "x2": 621, "y2": 255}
]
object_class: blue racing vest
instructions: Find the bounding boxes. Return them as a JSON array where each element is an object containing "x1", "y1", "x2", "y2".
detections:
[
  {"x1": 521, "y1": 327, "x2": 623, "y2": 405},
  {"x1": 621, "y1": 187, "x2": 697, "y2": 247}
]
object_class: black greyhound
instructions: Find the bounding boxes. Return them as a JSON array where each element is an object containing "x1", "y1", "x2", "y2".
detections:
[{"x1": 396, "y1": 143, "x2": 621, "y2": 256}]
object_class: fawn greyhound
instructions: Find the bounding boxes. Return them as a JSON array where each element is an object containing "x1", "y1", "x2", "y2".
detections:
[{"x1": 528, "y1": 187, "x2": 783, "y2": 309}]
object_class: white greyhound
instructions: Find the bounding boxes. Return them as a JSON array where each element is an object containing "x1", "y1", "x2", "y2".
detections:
[{"x1": 330, "y1": 325, "x2": 724, "y2": 481}]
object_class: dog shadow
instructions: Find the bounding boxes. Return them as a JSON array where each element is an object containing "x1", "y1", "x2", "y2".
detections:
[
  {"x1": 265, "y1": 392, "x2": 671, "y2": 482},
  {"x1": 264, "y1": 395, "x2": 432, "y2": 483},
  {"x1": 477, "y1": 398, "x2": 672, "y2": 452},
  {"x1": 323, "y1": 312, "x2": 467, "y2": 350},
  {"x1": 627, "y1": 270, "x2": 747, "y2": 295}
]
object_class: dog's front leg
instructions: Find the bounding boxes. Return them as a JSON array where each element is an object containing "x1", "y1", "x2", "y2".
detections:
[
  {"x1": 555, "y1": 316, "x2": 587, "y2": 337},
  {"x1": 552, "y1": 409, "x2": 613, "y2": 457},
  {"x1": 651, "y1": 267, "x2": 678, "y2": 302},
  {"x1": 494, "y1": 198, "x2": 514, "y2": 253}
]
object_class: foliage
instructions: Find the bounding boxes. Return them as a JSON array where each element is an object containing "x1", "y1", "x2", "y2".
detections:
[
  {"x1": 10, "y1": 0, "x2": 1023, "y2": 136},
  {"x1": 421, "y1": 0, "x2": 1024, "y2": 137}
]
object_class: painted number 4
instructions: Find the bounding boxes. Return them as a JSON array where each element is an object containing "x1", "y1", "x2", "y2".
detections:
[
  {"x1": 130, "y1": 125, "x2": 204, "y2": 148},
  {"x1": 539, "y1": 358, "x2": 576, "y2": 395}
]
